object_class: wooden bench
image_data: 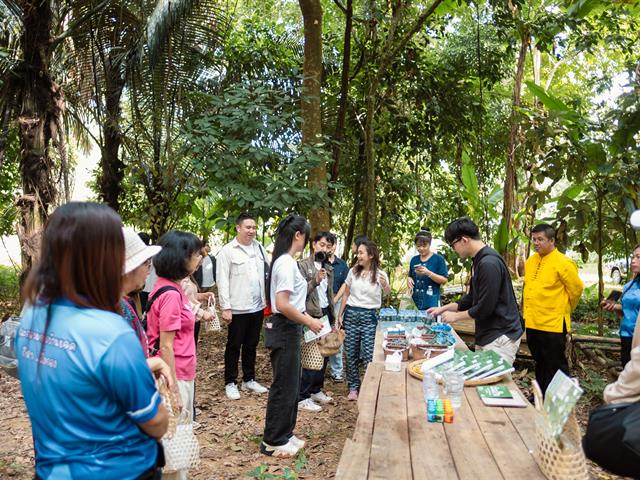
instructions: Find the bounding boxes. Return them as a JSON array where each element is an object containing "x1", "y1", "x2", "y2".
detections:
[{"x1": 335, "y1": 330, "x2": 545, "y2": 479}]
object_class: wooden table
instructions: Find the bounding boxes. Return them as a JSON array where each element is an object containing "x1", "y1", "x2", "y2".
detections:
[{"x1": 335, "y1": 330, "x2": 546, "y2": 479}]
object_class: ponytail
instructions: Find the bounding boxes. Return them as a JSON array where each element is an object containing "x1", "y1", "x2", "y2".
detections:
[{"x1": 267, "y1": 214, "x2": 311, "y2": 308}]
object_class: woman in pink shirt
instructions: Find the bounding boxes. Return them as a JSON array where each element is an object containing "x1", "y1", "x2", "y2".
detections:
[{"x1": 146, "y1": 230, "x2": 202, "y2": 480}]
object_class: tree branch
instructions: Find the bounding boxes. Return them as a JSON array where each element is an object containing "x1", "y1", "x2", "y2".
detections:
[{"x1": 332, "y1": 0, "x2": 346, "y2": 14}]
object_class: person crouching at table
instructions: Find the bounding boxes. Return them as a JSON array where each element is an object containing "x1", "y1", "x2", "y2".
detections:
[{"x1": 337, "y1": 241, "x2": 391, "y2": 401}]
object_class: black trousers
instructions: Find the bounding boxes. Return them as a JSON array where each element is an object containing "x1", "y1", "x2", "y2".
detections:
[
  {"x1": 526, "y1": 326, "x2": 569, "y2": 396},
  {"x1": 263, "y1": 314, "x2": 302, "y2": 446},
  {"x1": 298, "y1": 306, "x2": 333, "y2": 402},
  {"x1": 621, "y1": 336, "x2": 633, "y2": 368},
  {"x1": 224, "y1": 310, "x2": 264, "y2": 385}
]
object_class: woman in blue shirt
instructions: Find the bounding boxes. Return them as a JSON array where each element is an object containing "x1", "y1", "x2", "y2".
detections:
[
  {"x1": 16, "y1": 203, "x2": 169, "y2": 479},
  {"x1": 602, "y1": 244, "x2": 640, "y2": 367},
  {"x1": 407, "y1": 230, "x2": 448, "y2": 310}
]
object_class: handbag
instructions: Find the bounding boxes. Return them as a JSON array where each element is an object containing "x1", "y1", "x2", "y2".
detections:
[
  {"x1": 203, "y1": 295, "x2": 221, "y2": 332},
  {"x1": 162, "y1": 410, "x2": 200, "y2": 472},
  {"x1": 317, "y1": 329, "x2": 345, "y2": 357},
  {"x1": 301, "y1": 338, "x2": 324, "y2": 370},
  {"x1": 583, "y1": 401, "x2": 640, "y2": 477}
]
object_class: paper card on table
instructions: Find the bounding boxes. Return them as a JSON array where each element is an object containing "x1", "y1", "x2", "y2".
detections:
[
  {"x1": 303, "y1": 315, "x2": 332, "y2": 343},
  {"x1": 477, "y1": 385, "x2": 513, "y2": 399},
  {"x1": 477, "y1": 386, "x2": 527, "y2": 408}
]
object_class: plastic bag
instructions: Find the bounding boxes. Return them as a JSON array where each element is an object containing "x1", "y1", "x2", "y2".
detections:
[{"x1": 0, "y1": 317, "x2": 20, "y2": 378}]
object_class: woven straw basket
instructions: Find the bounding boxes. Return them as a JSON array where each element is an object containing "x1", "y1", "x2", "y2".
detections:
[
  {"x1": 532, "y1": 381, "x2": 589, "y2": 480},
  {"x1": 301, "y1": 339, "x2": 324, "y2": 370}
]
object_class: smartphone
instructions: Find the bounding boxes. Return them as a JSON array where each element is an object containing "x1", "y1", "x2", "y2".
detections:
[{"x1": 607, "y1": 290, "x2": 622, "y2": 302}]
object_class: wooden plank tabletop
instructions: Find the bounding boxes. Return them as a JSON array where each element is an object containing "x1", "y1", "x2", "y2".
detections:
[{"x1": 336, "y1": 326, "x2": 545, "y2": 480}]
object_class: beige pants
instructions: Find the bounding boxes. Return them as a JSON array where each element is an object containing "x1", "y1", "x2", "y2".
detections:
[
  {"x1": 477, "y1": 334, "x2": 520, "y2": 366},
  {"x1": 163, "y1": 379, "x2": 195, "y2": 480}
]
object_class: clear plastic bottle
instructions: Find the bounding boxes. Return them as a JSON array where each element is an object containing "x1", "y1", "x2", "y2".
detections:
[{"x1": 422, "y1": 370, "x2": 439, "y2": 402}]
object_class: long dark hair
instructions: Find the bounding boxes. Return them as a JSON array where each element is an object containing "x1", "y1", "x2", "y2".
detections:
[
  {"x1": 353, "y1": 240, "x2": 381, "y2": 284},
  {"x1": 23, "y1": 202, "x2": 124, "y2": 311},
  {"x1": 267, "y1": 214, "x2": 311, "y2": 308}
]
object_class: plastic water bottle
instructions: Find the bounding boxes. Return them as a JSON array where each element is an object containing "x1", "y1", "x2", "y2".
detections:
[{"x1": 422, "y1": 370, "x2": 439, "y2": 402}]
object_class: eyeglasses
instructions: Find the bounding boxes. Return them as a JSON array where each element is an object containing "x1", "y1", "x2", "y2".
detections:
[{"x1": 448, "y1": 237, "x2": 463, "y2": 248}]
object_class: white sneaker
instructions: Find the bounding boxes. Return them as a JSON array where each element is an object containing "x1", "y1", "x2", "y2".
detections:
[
  {"x1": 289, "y1": 435, "x2": 305, "y2": 449},
  {"x1": 261, "y1": 439, "x2": 300, "y2": 458},
  {"x1": 298, "y1": 398, "x2": 322, "y2": 412},
  {"x1": 310, "y1": 391, "x2": 333, "y2": 404},
  {"x1": 225, "y1": 383, "x2": 241, "y2": 400},
  {"x1": 241, "y1": 380, "x2": 268, "y2": 394}
]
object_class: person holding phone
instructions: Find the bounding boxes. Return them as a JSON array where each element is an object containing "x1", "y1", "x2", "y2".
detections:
[
  {"x1": 602, "y1": 244, "x2": 640, "y2": 367},
  {"x1": 407, "y1": 230, "x2": 448, "y2": 309}
]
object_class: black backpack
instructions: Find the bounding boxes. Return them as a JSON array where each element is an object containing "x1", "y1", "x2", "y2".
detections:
[{"x1": 142, "y1": 285, "x2": 179, "y2": 355}]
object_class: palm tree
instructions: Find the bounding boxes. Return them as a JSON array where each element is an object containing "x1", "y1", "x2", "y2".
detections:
[{"x1": 0, "y1": 0, "x2": 229, "y2": 265}]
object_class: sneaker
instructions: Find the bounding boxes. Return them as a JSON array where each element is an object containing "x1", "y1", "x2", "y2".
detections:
[
  {"x1": 289, "y1": 435, "x2": 305, "y2": 449},
  {"x1": 331, "y1": 374, "x2": 344, "y2": 383},
  {"x1": 241, "y1": 380, "x2": 268, "y2": 394},
  {"x1": 310, "y1": 391, "x2": 333, "y2": 404},
  {"x1": 225, "y1": 383, "x2": 241, "y2": 400},
  {"x1": 298, "y1": 398, "x2": 322, "y2": 412},
  {"x1": 261, "y1": 439, "x2": 300, "y2": 458},
  {"x1": 347, "y1": 390, "x2": 358, "y2": 401}
]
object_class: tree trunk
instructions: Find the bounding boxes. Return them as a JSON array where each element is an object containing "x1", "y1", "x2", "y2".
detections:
[
  {"x1": 343, "y1": 138, "x2": 364, "y2": 260},
  {"x1": 98, "y1": 54, "x2": 126, "y2": 212},
  {"x1": 299, "y1": 0, "x2": 329, "y2": 234},
  {"x1": 501, "y1": 29, "x2": 530, "y2": 268},
  {"x1": 330, "y1": 0, "x2": 353, "y2": 189},
  {"x1": 362, "y1": 93, "x2": 376, "y2": 239},
  {"x1": 17, "y1": 0, "x2": 59, "y2": 270},
  {"x1": 597, "y1": 189, "x2": 604, "y2": 336}
]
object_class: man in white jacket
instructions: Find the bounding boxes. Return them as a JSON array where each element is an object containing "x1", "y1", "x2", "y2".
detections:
[{"x1": 217, "y1": 213, "x2": 269, "y2": 400}]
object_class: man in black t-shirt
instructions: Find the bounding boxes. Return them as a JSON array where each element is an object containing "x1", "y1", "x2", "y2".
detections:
[{"x1": 428, "y1": 218, "x2": 523, "y2": 365}]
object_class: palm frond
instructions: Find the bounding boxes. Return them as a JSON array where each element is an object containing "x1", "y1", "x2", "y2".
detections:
[
  {"x1": 145, "y1": 0, "x2": 230, "y2": 67},
  {"x1": 0, "y1": 0, "x2": 23, "y2": 78}
]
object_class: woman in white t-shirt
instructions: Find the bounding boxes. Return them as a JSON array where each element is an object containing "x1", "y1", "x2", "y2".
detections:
[
  {"x1": 261, "y1": 215, "x2": 323, "y2": 458},
  {"x1": 337, "y1": 241, "x2": 390, "y2": 401}
]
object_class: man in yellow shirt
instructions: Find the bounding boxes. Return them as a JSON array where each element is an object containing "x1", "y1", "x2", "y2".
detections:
[{"x1": 524, "y1": 224, "x2": 584, "y2": 395}]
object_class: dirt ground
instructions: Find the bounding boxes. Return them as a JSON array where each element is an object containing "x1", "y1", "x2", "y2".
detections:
[
  {"x1": 0, "y1": 327, "x2": 632, "y2": 479},
  {"x1": 0, "y1": 331, "x2": 357, "y2": 479}
]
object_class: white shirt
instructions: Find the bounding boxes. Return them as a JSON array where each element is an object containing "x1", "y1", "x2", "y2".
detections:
[
  {"x1": 216, "y1": 238, "x2": 267, "y2": 314},
  {"x1": 345, "y1": 268, "x2": 388, "y2": 309},
  {"x1": 271, "y1": 254, "x2": 307, "y2": 314},
  {"x1": 314, "y1": 261, "x2": 329, "y2": 309},
  {"x1": 238, "y1": 243, "x2": 263, "y2": 312},
  {"x1": 201, "y1": 256, "x2": 215, "y2": 288}
]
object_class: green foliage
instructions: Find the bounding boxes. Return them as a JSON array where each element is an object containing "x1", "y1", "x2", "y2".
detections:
[
  {"x1": 185, "y1": 82, "x2": 331, "y2": 221},
  {"x1": 245, "y1": 449, "x2": 306, "y2": 479},
  {"x1": 0, "y1": 127, "x2": 20, "y2": 236}
]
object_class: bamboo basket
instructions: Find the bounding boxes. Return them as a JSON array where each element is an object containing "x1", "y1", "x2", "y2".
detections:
[{"x1": 532, "y1": 380, "x2": 589, "y2": 480}]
